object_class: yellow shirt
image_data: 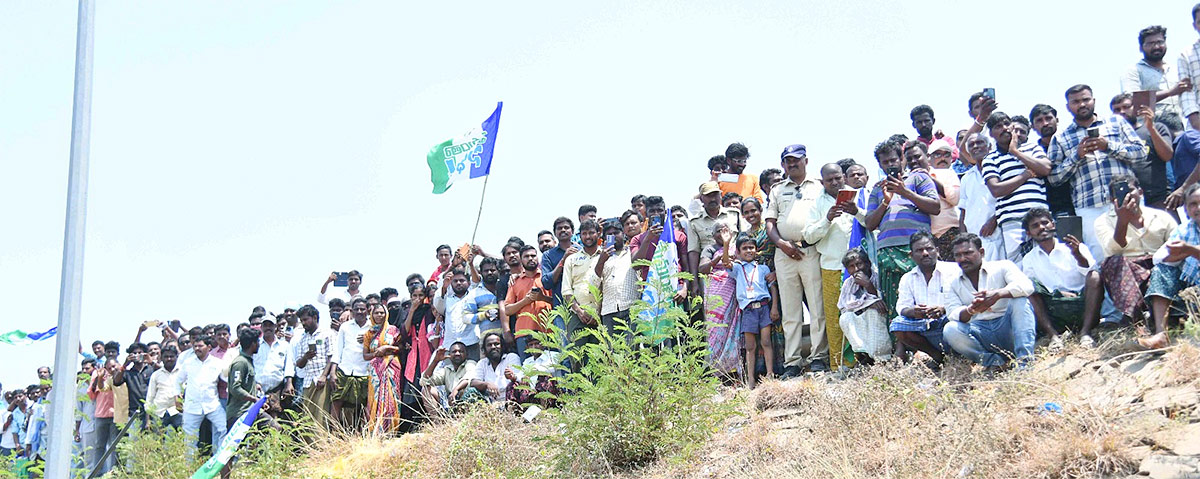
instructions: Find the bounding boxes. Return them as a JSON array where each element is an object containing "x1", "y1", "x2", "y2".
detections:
[
  {"x1": 1094, "y1": 206, "x2": 1178, "y2": 257},
  {"x1": 763, "y1": 177, "x2": 824, "y2": 242},
  {"x1": 561, "y1": 249, "x2": 602, "y2": 312}
]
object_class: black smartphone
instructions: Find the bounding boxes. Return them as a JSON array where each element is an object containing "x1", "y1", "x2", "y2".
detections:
[
  {"x1": 1113, "y1": 180, "x2": 1132, "y2": 205},
  {"x1": 982, "y1": 88, "x2": 995, "y2": 100},
  {"x1": 885, "y1": 166, "x2": 902, "y2": 178},
  {"x1": 1055, "y1": 215, "x2": 1083, "y2": 242},
  {"x1": 1086, "y1": 126, "x2": 1101, "y2": 138},
  {"x1": 333, "y1": 272, "x2": 350, "y2": 287}
]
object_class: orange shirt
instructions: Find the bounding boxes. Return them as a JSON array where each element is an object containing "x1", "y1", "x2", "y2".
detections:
[
  {"x1": 719, "y1": 173, "x2": 765, "y2": 203},
  {"x1": 505, "y1": 270, "x2": 552, "y2": 337}
]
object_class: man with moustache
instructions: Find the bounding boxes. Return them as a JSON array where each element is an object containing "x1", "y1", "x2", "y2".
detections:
[
  {"x1": 594, "y1": 213, "x2": 643, "y2": 336},
  {"x1": 1030, "y1": 104, "x2": 1075, "y2": 217},
  {"x1": 1110, "y1": 93, "x2": 1175, "y2": 209},
  {"x1": 981, "y1": 111, "x2": 1052, "y2": 262},
  {"x1": 1020, "y1": 208, "x2": 1105, "y2": 349},
  {"x1": 503, "y1": 245, "x2": 553, "y2": 361},
  {"x1": 942, "y1": 234, "x2": 1037, "y2": 370},
  {"x1": 1048, "y1": 84, "x2": 1149, "y2": 264},
  {"x1": 1123, "y1": 25, "x2": 1190, "y2": 125},
  {"x1": 720, "y1": 143, "x2": 766, "y2": 203},
  {"x1": 561, "y1": 219, "x2": 604, "y2": 360},
  {"x1": 766, "y1": 144, "x2": 830, "y2": 375}
]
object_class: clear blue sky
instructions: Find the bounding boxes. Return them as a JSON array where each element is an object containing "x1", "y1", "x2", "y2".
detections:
[{"x1": 0, "y1": 1, "x2": 1191, "y2": 388}]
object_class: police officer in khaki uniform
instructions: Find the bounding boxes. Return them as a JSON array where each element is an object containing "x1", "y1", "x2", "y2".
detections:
[{"x1": 764, "y1": 144, "x2": 830, "y2": 376}]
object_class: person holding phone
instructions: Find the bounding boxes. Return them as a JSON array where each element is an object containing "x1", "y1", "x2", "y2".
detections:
[
  {"x1": 864, "y1": 142, "x2": 941, "y2": 324},
  {"x1": 1095, "y1": 175, "x2": 1178, "y2": 332},
  {"x1": 803, "y1": 163, "x2": 857, "y2": 371},
  {"x1": 1020, "y1": 208, "x2": 1104, "y2": 350},
  {"x1": 290, "y1": 305, "x2": 333, "y2": 429},
  {"x1": 113, "y1": 342, "x2": 153, "y2": 427},
  {"x1": 319, "y1": 270, "x2": 365, "y2": 305},
  {"x1": 593, "y1": 214, "x2": 641, "y2": 339},
  {"x1": 1110, "y1": 93, "x2": 1176, "y2": 210},
  {"x1": 981, "y1": 112, "x2": 1052, "y2": 263},
  {"x1": 1048, "y1": 84, "x2": 1149, "y2": 264},
  {"x1": 504, "y1": 245, "x2": 553, "y2": 361}
]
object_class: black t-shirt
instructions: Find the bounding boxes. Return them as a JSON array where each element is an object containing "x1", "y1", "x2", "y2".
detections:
[{"x1": 1135, "y1": 121, "x2": 1174, "y2": 205}]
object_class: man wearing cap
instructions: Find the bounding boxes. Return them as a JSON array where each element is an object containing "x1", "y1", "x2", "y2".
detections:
[
  {"x1": 925, "y1": 140, "x2": 963, "y2": 260},
  {"x1": 765, "y1": 144, "x2": 829, "y2": 376},
  {"x1": 252, "y1": 316, "x2": 295, "y2": 398},
  {"x1": 687, "y1": 181, "x2": 748, "y2": 298}
]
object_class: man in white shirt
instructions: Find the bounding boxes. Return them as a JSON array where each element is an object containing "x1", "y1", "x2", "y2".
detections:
[
  {"x1": 504, "y1": 335, "x2": 562, "y2": 408},
  {"x1": 891, "y1": 232, "x2": 960, "y2": 366},
  {"x1": 958, "y1": 133, "x2": 1005, "y2": 261},
  {"x1": 145, "y1": 346, "x2": 182, "y2": 429},
  {"x1": 329, "y1": 298, "x2": 372, "y2": 430},
  {"x1": 252, "y1": 318, "x2": 295, "y2": 396},
  {"x1": 467, "y1": 333, "x2": 521, "y2": 403},
  {"x1": 1020, "y1": 208, "x2": 1104, "y2": 349},
  {"x1": 434, "y1": 268, "x2": 485, "y2": 361},
  {"x1": 943, "y1": 234, "x2": 1038, "y2": 369},
  {"x1": 176, "y1": 335, "x2": 227, "y2": 455},
  {"x1": 803, "y1": 163, "x2": 857, "y2": 371}
]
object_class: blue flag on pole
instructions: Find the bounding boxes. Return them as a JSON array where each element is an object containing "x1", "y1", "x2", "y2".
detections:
[
  {"x1": 425, "y1": 102, "x2": 503, "y2": 194},
  {"x1": 638, "y1": 216, "x2": 680, "y2": 336}
]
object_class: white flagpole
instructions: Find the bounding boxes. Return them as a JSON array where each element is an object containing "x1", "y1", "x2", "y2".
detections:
[
  {"x1": 45, "y1": 0, "x2": 95, "y2": 477},
  {"x1": 468, "y1": 174, "x2": 491, "y2": 247}
]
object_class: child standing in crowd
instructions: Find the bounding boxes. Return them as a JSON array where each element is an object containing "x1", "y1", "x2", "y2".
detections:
[
  {"x1": 728, "y1": 235, "x2": 779, "y2": 389},
  {"x1": 836, "y1": 249, "x2": 893, "y2": 365}
]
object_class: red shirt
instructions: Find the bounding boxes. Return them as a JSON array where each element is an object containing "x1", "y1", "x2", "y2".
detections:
[
  {"x1": 505, "y1": 270, "x2": 552, "y2": 337},
  {"x1": 628, "y1": 228, "x2": 688, "y2": 280}
]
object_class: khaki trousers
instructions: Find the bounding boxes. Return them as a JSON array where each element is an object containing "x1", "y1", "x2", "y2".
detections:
[{"x1": 774, "y1": 246, "x2": 827, "y2": 367}]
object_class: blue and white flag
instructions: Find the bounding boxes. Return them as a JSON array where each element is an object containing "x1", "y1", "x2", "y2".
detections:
[
  {"x1": 190, "y1": 396, "x2": 268, "y2": 479},
  {"x1": 638, "y1": 215, "x2": 680, "y2": 336},
  {"x1": 426, "y1": 102, "x2": 503, "y2": 194}
]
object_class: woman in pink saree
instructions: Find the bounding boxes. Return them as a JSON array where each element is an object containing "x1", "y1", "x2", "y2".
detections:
[
  {"x1": 699, "y1": 224, "x2": 741, "y2": 377},
  {"x1": 363, "y1": 303, "x2": 404, "y2": 434}
]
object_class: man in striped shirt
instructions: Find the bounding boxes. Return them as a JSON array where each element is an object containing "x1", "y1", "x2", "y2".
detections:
[
  {"x1": 983, "y1": 112, "x2": 1052, "y2": 263},
  {"x1": 1048, "y1": 84, "x2": 1149, "y2": 264},
  {"x1": 865, "y1": 141, "x2": 941, "y2": 320}
]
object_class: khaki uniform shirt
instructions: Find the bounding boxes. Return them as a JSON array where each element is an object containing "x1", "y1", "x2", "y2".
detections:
[{"x1": 764, "y1": 177, "x2": 824, "y2": 243}]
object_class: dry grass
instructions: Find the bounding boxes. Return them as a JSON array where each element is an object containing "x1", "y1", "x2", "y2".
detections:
[
  {"x1": 300, "y1": 333, "x2": 1198, "y2": 479},
  {"x1": 303, "y1": 404, "x2": 552, "y2": 479}
]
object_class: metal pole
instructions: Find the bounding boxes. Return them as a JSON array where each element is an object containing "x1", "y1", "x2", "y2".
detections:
[
  {"x1": 46, "y1": 0, "x2": 95, "y2": 477},
  {"x1": 468, "y1": 174, "x2": 490, "y2": 247}
]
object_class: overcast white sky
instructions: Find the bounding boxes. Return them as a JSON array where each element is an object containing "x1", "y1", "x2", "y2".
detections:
[{"x1": 0, "y1": 1, "x2": 1193, "y2": 388}]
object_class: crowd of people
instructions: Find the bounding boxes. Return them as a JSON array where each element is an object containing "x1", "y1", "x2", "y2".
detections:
[{"x1": 7, "y1": 7, "x2": 1200, "y2": 476}]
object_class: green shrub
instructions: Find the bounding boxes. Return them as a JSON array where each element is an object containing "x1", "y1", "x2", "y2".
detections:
[{"x1": 525, "y1": 278, "x2": 739, "y2": 476}]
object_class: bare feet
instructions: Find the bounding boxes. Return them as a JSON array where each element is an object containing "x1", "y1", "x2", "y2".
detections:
[{"x1": 1137, "y1": 331, "x2": 1169, "y2": 350}]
